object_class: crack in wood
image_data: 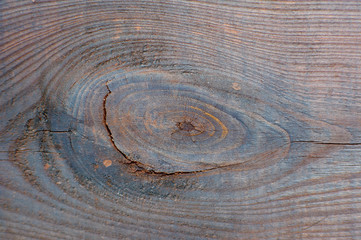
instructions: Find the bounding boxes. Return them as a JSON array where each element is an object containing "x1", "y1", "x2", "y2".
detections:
[
  {"x1": 291, "y1": 140, "x2": 361, "y2": 146},
  {"x1": 102, "y1": 83, "x2": 182, "y2": 176},
  {"x1": 102, "y1": 83, "x2": 234, "y2": 176},
  {"x1": 35, "y1": 130, "x2": 72, "y2": 133}
]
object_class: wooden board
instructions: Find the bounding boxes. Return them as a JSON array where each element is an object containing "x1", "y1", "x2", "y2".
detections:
[{"x1": 1, "y1": 0, "x2": 361, "y2": 239}]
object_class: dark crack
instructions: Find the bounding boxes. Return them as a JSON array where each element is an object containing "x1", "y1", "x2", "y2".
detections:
[
  {"x1": 102, "y1": 83, "x2": 226, "y2": 176},
  {"x1": 291, "y1": 140, "x2": 361, "y2": 146},
  {"x1": 36, "y1": 130, "x2": 72, "y2": 133},
  {"x1": 302, "y1": 216, "x2": 328, "y2": 231}
]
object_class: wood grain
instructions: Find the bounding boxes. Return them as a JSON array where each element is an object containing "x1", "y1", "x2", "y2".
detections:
[{"x1": 1, "y1": 0, "x2": 361, "y2": 239}]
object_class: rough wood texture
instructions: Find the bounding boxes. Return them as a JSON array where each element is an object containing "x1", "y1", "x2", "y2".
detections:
[{"x1": 1, "y1": 1, "x2": 361, "y2": 239}]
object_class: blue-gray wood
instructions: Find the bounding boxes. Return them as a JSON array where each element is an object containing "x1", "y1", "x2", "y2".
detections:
[{"x1": 1, "y1": 0, "x2": 361, "y2": 239}]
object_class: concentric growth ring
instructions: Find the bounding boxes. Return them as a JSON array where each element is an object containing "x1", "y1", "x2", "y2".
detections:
[{"x1": 103, "y1": 71, "x2": 290, "y2": 174}]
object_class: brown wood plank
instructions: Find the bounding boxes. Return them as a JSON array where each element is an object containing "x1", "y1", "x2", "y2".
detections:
[{"x1": 1, "y1": 0, "x2": 361, "y2": 239}]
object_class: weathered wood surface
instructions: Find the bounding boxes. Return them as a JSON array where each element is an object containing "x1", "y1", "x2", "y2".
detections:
[{"x1": 1, "y1": 0, "x2": 361, "y2": 239}]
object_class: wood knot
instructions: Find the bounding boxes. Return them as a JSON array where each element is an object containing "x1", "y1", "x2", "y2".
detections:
[
  {"x1": 100, "y1": 71, "x2": 290, "y2": 174},
  {"x1": 177, "y1": 120, "x2": 196, "y2": 132}
]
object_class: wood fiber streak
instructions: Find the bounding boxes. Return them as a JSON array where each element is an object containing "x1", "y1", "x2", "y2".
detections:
[{"x1": 1, "y1": 0, "x2": 361, "y2": 239}]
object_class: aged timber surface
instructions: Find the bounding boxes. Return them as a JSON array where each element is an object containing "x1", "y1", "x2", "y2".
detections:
[{"x1": 1, "y1": 1, "x2": 361, "y2": 239}]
